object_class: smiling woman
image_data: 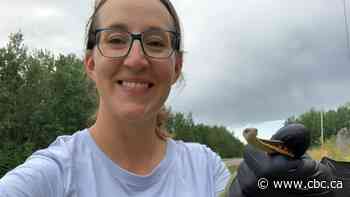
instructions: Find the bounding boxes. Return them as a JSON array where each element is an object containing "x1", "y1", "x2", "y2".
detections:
[{"x1": 0, "y1": 0, "x2": 232, "y2": 197}]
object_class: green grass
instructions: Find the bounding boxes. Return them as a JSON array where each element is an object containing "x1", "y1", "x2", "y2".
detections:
[
  {"x1": 227, "y1": 165, "x2": 238, "y2": 174},
  {"x1": 308, "y1": 136, "x2": 350, "y2": 161}
]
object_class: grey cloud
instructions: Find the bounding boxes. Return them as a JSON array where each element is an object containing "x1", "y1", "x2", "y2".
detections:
[
  {"x1": 169, "y1": 0, "x2": 350, "y2": 127},
  {"x1": 1, "y1": 0, "x2": 92, "y2": 55}
]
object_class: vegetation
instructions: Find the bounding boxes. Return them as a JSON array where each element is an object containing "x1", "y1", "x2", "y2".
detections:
[
  {"x1": 307, "y1": 136, "x2": 350, "y2": 161},
  {"x1": 0, "y1": 32, "x2": 98, "y2": 176},
  {"x1": 227, "y1": 165, "x2": 238, "y2": 174},
  {"x1": 167, "y1": 111, "x2": 244, "y2": 158},
  {"x1": 0, "y1": 32, "x2": 244, "y2": 177},
  {"x1": 285, "y1": 103, "x2": 350, "y2": 147},
  {"x1": 285, "y1": 102, "x2": 350, "y2": 161}
]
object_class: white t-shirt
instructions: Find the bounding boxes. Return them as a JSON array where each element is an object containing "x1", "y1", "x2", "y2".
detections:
[{"x1": 0, "y1": 129, "x2": 231, "y2": 197}]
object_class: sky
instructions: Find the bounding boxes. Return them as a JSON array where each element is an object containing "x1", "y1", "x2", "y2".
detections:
[{"x1": 1, "y1": 0, "x2": 350, "y2": 143}]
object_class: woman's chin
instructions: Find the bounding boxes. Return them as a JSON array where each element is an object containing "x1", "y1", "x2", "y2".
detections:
[{"x1": 115, "y1": 105, "x2": 155, "y2": 122}]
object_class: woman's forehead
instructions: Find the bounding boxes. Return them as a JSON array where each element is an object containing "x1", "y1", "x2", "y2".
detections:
[{"x1": 96, "y1": 0, "x2": 174, "y2": 31}]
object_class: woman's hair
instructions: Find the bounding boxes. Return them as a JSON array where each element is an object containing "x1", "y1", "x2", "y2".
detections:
[
  {"x1": 86, "y1": 0, "x2": 183, "y2": 52},
  {"x1": 84, "y1": 0, "x2": 184, "y2": 140}
]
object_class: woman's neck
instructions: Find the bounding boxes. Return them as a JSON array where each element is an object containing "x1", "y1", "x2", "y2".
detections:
[{"x1": 89, "y1": 106, "x2": 167, "y2": 175}]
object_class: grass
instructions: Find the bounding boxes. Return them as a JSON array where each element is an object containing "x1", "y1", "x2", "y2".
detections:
[
  {"x1": 307, "y1": 136, "x2": 350, "y2": 161},
  {"x1": 227, "y1": 165, "x2": 238, "y2": 174}
]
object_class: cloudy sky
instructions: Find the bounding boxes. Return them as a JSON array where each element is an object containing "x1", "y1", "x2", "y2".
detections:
[{"x1": 1, "y1": 0, "x2": 350, "y2": 142}]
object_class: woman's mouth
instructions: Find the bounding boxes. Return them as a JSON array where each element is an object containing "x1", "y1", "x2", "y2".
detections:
[{"x1": 116, "y1": 80, "x2": 154, "y2": 94}]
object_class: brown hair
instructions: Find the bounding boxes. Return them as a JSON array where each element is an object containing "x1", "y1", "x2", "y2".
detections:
[
  {"x1": 84, "y1": 0, "x2": 184, "y2": 140},
  {"x1": 85, "y1": 0, "x2": 183, "y2": 51}
]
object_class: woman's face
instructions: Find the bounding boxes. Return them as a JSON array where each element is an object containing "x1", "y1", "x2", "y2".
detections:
[{"x1": 85, "y1": 0, "x2": 182, "y2": 123}]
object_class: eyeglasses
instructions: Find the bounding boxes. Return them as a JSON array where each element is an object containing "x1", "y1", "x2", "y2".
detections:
[{"x1": 95, "y1": 28, "x2": 180, "y2": 59}]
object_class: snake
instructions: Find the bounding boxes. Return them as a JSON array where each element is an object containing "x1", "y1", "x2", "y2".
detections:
[{"x1": 243, "y1": 128, "x2": 295, "y2": 158}]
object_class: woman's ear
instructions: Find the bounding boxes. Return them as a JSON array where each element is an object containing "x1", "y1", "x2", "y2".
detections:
[
  {"x1": 84, "y1": 52, "x2": 96, "y2": 81},
  {"x1": 172, "y1": 53, "x2": 183, "y2": 85}
]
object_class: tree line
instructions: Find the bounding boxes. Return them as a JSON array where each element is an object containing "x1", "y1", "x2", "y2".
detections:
[
  {"x1": 167, "y1": 111, "x2": 244, "y2": 158},
  {"x1": 0, "y1": 32, "x2": 244, "y2": 177},
  {"x1": 285, "y1": 102, "x2": 350, "y2": 147}
]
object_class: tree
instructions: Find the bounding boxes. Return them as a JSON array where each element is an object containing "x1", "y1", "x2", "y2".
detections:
[
  {"x1": 0, "y1": 32, "x2": 27, "y2": 142},
  {"x1": 0, "y1": 32, "x2": 96, "y2": 176},
  {"x1": 167, "y1": 111, "x2": 244, "y2": 158},
  {"x1": 285, "y1": 102, "x2": 350, "y2": 147}
]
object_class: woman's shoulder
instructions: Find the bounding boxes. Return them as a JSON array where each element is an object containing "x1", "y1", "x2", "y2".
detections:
[
  {"x1": 31, "y1": 129, "x2": 88, "y2": 161},
  {"x1": 172, "y1": 139, "x2": 211, "y2": 151},
  {"x1": 34, "y1": 129, "x2": 87, "y2": 155},
  {"x1": 0, "y1": 129, "x2": 89, "y2": 197},
  {"x1": 168, "y1": 139, "x2": 231, "y2": 191},
  {"x1": 170, "y1": 139, "x2": 222, "y2": 164}
]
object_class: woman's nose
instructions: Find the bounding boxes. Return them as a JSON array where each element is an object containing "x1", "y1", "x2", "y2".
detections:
[{"x1": 122, "y1": 40, "x2": 149, "y2": 69}]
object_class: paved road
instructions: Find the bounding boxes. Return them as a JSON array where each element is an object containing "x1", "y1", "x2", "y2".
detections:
[{"x1": 223, "y1": 158, "x2": 243, "y2": 166}]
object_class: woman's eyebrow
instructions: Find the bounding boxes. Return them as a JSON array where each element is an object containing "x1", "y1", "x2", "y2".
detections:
[
  {"x1": 146, "y1": 26, "x2": 174, "y2": 32},
  {"x1": 105, "y1": 23, "x2": 174, "y2": 32},
  {"x1": 105, "y1": 23, "x2": 128, "y2": 31}
]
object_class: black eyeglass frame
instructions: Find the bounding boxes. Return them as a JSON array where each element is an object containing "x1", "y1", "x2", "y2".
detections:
[{"x1": 94, "y1": 28, "x2": 180, "y2": 59}]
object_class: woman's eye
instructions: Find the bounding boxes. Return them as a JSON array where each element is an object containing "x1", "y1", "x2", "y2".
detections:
[
  {"x1": 108, "y1": 37, "x2": 127, "y2": 44},
  {"x1": 145, "y1": 40, "x2": 166, "y2": 48}
]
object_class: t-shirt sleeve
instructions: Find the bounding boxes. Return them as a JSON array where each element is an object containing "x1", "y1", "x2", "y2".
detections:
[
  {"x1": 0, "y1": 155, "x2": 64, "y2": 197},
  {"x1": 203, "y1": 146, "x2": 231, "y2": 196},
  {"x1": 213, "y1": 153, "x2": 231, "y2": 196}
]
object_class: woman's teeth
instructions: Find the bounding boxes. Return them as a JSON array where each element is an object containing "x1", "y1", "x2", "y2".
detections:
[{"x1": 119, "y1": 81, "x2": 152, "y2": 88}]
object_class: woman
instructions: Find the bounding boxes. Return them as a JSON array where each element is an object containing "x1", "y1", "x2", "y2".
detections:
[{"x1": 0, "y1": 0, "x2": 231, "y2": 196}]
